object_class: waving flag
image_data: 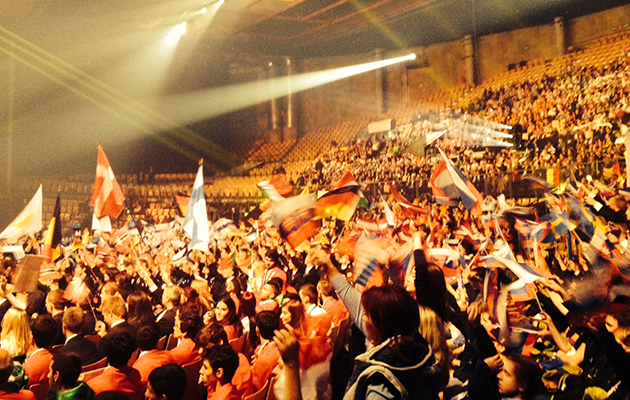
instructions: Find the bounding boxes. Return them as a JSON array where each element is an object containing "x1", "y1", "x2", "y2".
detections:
[
  {"x1": 353, "y1": 235, "x2": 388, "y2": 288},
  {"x1": 183, "y1": 164, "x2": 210, "y2": 250},
  {"x1": 389, "y1": 184, "x2": 428, "y2": 216},
  {"x1": 257, "y1": 173, "x2": 293, "y2": 200},
  {"x1": 431, "y1": 148, "x2": 483, "y2": 214},
  {"x1": 43, "y1": 194, "x2": 63, "y2": 261},
  {"x1": 272, "y1": 194, "x2": 319, "y2": 249},
  {"x1": 316, "y1": 171, "x2": 360, "y2": 221},
  {"x1": 0, "y1": 185, "x2": 42, "y2": 242},
  {"x1": 90, "y1": 144, "x2": 125, "y2": 219}
]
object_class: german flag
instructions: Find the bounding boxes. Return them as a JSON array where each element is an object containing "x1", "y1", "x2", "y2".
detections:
[
  {"x1": 43, "y1": 194, "x2": 63, "y2": 262},
  {"x1": 316, "y1": 171, "x2": 360, "y2": 221}
]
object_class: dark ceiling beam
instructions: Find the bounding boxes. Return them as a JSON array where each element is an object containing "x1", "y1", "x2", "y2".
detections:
[{"x1": 301, "y1": 0, "x2": 354, "y2": 21}]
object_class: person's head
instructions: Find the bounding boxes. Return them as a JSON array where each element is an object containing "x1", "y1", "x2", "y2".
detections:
[
  {"x1": 298, "y1": 284, "x2": 318, "y2": 306},
  {"x1": 63, "y1": 307, "x2": 86, "y2": 336},
  {"x1": 49, "y1": 353, "x2": 82, "y2": 390},
  {"x1": 100, "y1": 282, "x2": 120, "y2": 303},
  {"x1": 175, "y1": 308, "x2": 203, "y2": 340},
  {"x1": 240, "y1": 292, "x2": 257, "y2": 319},
  {"x1": 609, "y1": 195, "x2": 627, "y2": 212},
  {"x1": 0, "y1": 307, "x2": 32, "y2": 358},
  {"x1": 137, "y1": 324, "x2": 160, "y2": 351},
  {"x1": 127, "y1": 291, "x2": 154, "y2": 326},
  {"x1": 263, "y1": 249, "x2": 280, "y2": 270},
  {"x1": 259, "y1": 282, "x2": 280, "y2": 302},
  {"x1": 46, "y1": 289, "x2": 67, "y2": 314},
  {"x1": 317, "y1": 280, "x2": 336, "y2": 300},
  {"x1": 195, "y1": 323, "x2": 228, "y2": 350},
  {"x1": 101, "y1": 296, "x2": 127, "y2": 327},
  {"x1": 145, "y1": 364, "x2": 187, "y2": 400},
  {"x1": 30, "y1": 314, "x2": 57, "y2": 350},
  {"x1": 162, "y1": 285, "x2": 183, "y2": 309},
  {"x1": 199, "y1": 345, "x2": 239, "y2": 389},
  {"x1": 360, "y1": 284, "x2": 420, "y2": 344},
  {"x1": 106, "y1": 332, "x2": 137, "y2": 368},
  {"x1": 280, "y1": 299, "x2": 304, "y2": 329},
  {"x1": 256, "y1": 311, "x2": 279, "y2": 341},
  {"x1": 497, "y1": 354, "x2": 544, "y2": 399},
  {"x1": 214, "y1": 297, "x2": 238, "y2": 326},
  {"x1": 0, "y1": 349, "x2": 13, "y2": 385}
]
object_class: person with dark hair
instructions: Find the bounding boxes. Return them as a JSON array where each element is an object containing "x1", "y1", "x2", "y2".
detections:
[
  {"x1": 48, "y1": 353, "x2": 95, "y2": 400},
  {"x1": 133, "y1": 324, "x2": 175, "y2": 385},
  {"x1": 60, "y1": 307, "x2": 100, "y2": 366},
  {"x1": 469, "y1": 352, "x2": 545, "y2": 400},
  {"x1": 0, "y1": 349, "x2": 35, "y2": 400},
  {"x1": 127, "y1": 291, "x2": 155, "y2": 334},
  {"x1": 23, "y1": 315, "x2": 55, "y2": 385},
  {"x1": 145, "y1": 364, "x2": 187, "y2": 400},
  {"x1": 86, "y1": 332, "x2": 142, "y2": 396},
  {"x1": 261, "y1": 249, "x2": 287, "y2": 288},
  {"x1": 298, "y1": 284, "x2": 325, "y2": 317},
  {"x1": 200, "y1": 345, "x2": 240, "y2": 400},
  {"x1": 311, "y1": 248, "x2": 443, "y2": 400},
  {"x1": 213, "y1": 297, "x2": 243, "y2": 341},
  {"x1": 195, "y1": 324, "x2": 253, "y2": 399},
  {"x1": 252, "y1": 312, "x2": 280, "y2": 391},
  {"x1": 169, "y1": 308, "x2": 202, "y2": 365},
  {"x1": 317, "y1": 279, "x2": 348, "y2": 327},
  {"x1": 256, "y1": 282, "x2": 280, "y2": 314}
]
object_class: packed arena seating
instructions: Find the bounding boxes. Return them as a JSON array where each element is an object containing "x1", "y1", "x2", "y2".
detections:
[{"x1": 5, "y1": 25, "x2": 630, "y2": 400}]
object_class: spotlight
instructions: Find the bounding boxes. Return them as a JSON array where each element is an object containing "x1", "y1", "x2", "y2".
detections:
[
  {"x1": 201, "y1": 7, "x2": 208, "y2": 13},
  {"x1": 165, "y1": 22, "x2": 187, "y2": 45},
  {"x1": 218, "y1": 0, "x2": 224, "y2": 5}
]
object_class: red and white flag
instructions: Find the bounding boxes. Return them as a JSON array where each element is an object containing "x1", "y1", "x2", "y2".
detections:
[{"x1": 90, "y1": 144, "x2": 125, "y2": 219}]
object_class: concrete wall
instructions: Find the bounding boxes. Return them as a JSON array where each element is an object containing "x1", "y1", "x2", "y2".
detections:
[{"x1": 248, "y1": 3, "x2": 630, "y2": 134}]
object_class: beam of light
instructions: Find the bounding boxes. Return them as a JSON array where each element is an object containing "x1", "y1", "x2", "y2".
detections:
[
  {"x1": 159, "y1": 53, "x2": 417, "y2": 125},
  {"x1": 0, "y1": 24, "x2": 240, "y2": 170},
  {"x1": 165, "y1": 21, "x2": 187, "y2": 45}
]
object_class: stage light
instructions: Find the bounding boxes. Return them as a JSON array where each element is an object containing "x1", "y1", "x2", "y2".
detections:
[
  {"x1": 159, "y1": 52, "x2": 419, "y2": 125},
  {"x1": 165, "y1": 22, "x2": 187, "y2": 45},
  {"x1": 201, "y1": 7, "x2": 208, "y2": 14},
  {"x1": 218, "y1": 0, "x2": 225, "y2": 6}
]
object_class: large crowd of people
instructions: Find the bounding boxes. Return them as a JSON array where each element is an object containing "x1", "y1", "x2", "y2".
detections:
[{"x1": 5, "y1": 26, "x2": 630, "y2": 400}]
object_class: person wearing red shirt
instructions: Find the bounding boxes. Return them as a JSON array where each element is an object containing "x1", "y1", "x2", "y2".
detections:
[
  {"x1": 200, "y1": 345, "x2": 241, "y2": 400},
  {"x1": 23, "y1": 315, "x2": 55, "y2": 386},
  {"x1": 251, "y1": 312, "x2": 280, "y2": 392},
  {"x1": 0, "y1": 349, "x2": 35, "y2": 400},
  {"x1": 133, "y1": 324, "x2": 175, "y2": 385},
  {"x1": 169, "y1": 309, "x2": 202, "y2": 365},
  {"x1": 86, "y1": 332, "x2": 143, "y2": 395}
]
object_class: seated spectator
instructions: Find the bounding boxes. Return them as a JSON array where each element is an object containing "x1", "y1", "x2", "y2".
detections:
[
  {"x1": 133, "y1": 324, "x2": 175, "y2": 385},
  {"x1": 0, "y1": 348, "x2": 35, "y2": 400},
  {"x1": 60, "y1": 307, "x2": 100, "y2": 366},
  {"x1": 145, "y1": 364, "x2": 187, "y2": 400},
  {"x1": 213, "y1": 297, "x2": 243, "y2": 341},
  {"x1": 256, "y1": 282, "x2": 280, "y2": 314},
  {"x1": 316, "y1": 280, "x2": 348, "y2": 327},
  {"x1": 0, "y1": 308, "x2": 31, "y2": 363},
  {"x1": 45, "y1": 290, "x2": 68, "y2": 346},
  {"x1": 196, "y1": 324, "x2": 253, "y2": 399},
  {"x1": 156, "y1": 286, "x2": 182, "y2": 339},
  {"x1": 48, "y1": 353, "x2": 95, "y2": 400},
  {"x1": 199, "y1": 345, "x2": 241, "y2": 400},
  {"x1": 169, "y1": 308, "x2": 202, "y2": 365},
  {"x1": 86, "y1": 332, "x2": 142, "y2": 396},
  {"x1": 23, "y1": 315, "x2": 56, "y2": 387},
  {"x1": 96, "y1": 297, "x2": 137, "y2": 360},
  {"x1": 251, "y1": 312, "x2": 280, "y2": 392}
]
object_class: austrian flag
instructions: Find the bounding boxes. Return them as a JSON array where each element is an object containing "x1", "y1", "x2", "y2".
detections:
[{"x1": 90, "y1": 144, "x2": 125, "y2": 220}]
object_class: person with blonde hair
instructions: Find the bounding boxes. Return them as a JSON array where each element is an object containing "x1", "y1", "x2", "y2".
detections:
[{"x1": 0, "y1": 308, "x2": 31, "y2": 363}]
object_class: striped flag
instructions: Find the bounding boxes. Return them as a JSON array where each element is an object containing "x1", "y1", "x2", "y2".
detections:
[
  {"x1": 353, "y1": 235, "x2": 389, "y2": 288},
  {"x1": 389, "y1": 184, "x2": 428, "y2": 216},
  {"x1": 271, "y1": 194, "x2": 319, "y2": 249},
  {"x1": 0, "y1": 185, "x2": 43, "y2": 243},
  {"x1": 175, "y1": 195, "x2": 190, "y2": 216},
  {"x1": 431, "y1": 148, "x2": 483, "y2": 214},
  {"x1": 90, "y1": 144, "x2": 125, "y2": 220},
  {"x1": 183, "y1": 164, "x2": 210, "y2": 251},
  {"x1": 316, "y1": 171, "x2": 361, "y2": 221},
  {"x1": 257, "y1": 173, "x2": 293, "y2": 200},
  {"x1": 43, "y1": 194, "x2": 63, "y2": 262}
]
